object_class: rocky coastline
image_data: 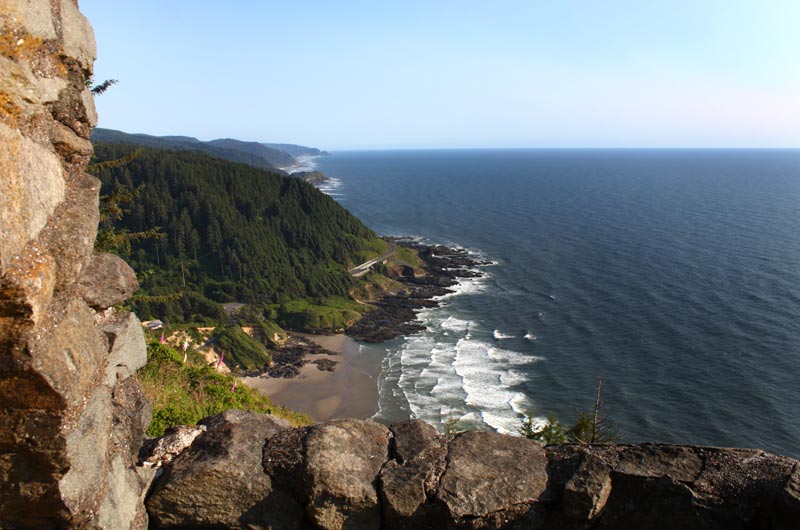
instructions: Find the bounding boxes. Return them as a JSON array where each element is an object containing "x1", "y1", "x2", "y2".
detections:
[
  {"x1": 255, "y1": 334, "x2": 339, "y2": 379},
  {"x1": 346, "y1": 239, "x2": 490, "y2": 343},
  {"x1": 258, "y1": 239, "x2": 490, "y2": 379}
]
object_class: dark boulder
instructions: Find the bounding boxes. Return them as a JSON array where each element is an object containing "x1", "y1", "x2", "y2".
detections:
[{"x1": 146, "y1": 409, "x2": 298, "y2": 529}]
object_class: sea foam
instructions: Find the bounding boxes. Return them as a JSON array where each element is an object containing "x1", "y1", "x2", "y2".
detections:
[{"x1": 374, "y1": 248, "x2": 543, "y2": 435}]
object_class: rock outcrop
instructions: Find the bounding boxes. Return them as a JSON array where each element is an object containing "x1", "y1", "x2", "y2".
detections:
[
  {"x1": 144, "y1": 415, "x2": 800, "y2": 530},
  {"x1": 0, "y1": 1, "x2": 152, "y2": 528}
]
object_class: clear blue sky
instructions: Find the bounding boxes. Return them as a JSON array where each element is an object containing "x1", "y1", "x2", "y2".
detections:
[{"x1": 82, "y1": 0, "x2": 799, "y2": 149}]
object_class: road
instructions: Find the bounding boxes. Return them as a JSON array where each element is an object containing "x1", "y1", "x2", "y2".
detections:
[{"x1": 348, "y1": 241, "x2": 396, "y2": 277}]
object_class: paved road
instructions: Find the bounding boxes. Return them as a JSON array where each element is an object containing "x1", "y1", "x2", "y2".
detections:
[{"x1": 349, "y1": 241, "x2": 396, "y2": 277}]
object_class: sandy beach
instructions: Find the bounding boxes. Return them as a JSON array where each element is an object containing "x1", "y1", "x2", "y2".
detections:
[{"x1": 242, "y1": 333, "x2": 381, "y2": 421}]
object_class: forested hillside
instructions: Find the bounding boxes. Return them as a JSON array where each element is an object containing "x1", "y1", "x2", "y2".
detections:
[
  {"x1": 92, "y1": 128, "x2": 296, "y2": 171},
  {"x1": 92, "y1": 143, "x2": 386, "y2": 323}
]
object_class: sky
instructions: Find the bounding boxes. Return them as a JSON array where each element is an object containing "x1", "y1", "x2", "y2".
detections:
[{"x1": 81, "y1": 0, "x2": 800, "y2": 149}]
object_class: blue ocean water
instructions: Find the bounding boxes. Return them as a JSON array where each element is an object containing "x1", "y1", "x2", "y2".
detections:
[{"x1": 315, "y1": 149, "x2": 800, "y2": 457}]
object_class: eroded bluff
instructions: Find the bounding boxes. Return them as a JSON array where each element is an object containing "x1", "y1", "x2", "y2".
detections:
[{"x1": 143, "y1": 412, "x2": 800, "y2": 530}]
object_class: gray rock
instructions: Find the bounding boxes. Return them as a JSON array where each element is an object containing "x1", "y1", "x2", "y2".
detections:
[
  {"x1": 390, "y1": 419, "x2": 441, "y2": 463},
  {"x1": 562, "y1": 452, "x2": 612, "y2": 520},
  {"x1": 44, "y1": 173, "x2": 100, "y2": 290},
  {"x1": 102, "y1": 311, "x2": 147, "y2": 386},
  {"x1": 28, "y1": 296, "x2": 108, "y2": 408},
  {"x1": 380, "y1": 420, "x2": 448, "y2": 527},
  {"x1": 97, "y1": 455, "x2": 155, "y2": 530},
  {"x1": 6, "y1": 0, "x2": 57, "y2": 39},
  {"x1": 305, "y1": 419, "x2": 391, "y2": 530},
  {"x1": 78, "y1": 251, "x2": 139, "y2": 309},
  {"x1": 111, "y1": 376, "x2": 152, "y2": 463},
  {"x1": 146, "y1": 409, "x2": 297, "y2": 529},
  {"x1": 435, "y1": 430, "x2": 547, "y2": 523},
  {"x1": 52, "y1": 121, "x2": 94, "y2": 159},
  {"x1": 616, "y1": 444, "x2": 703, "y2": 482},
  {"x1": 0, "y1": 122, "x2": 65, "y2": 273},
  {"x1": 60, "y1": 0, "x2": 97, "y2": 69},
  {"x1": 380, "y1": 461, "x2": 432, "y2": 524},
  {"x1": 140, "y1": 424, "x2": 207, "y2": 469},
  {"x1": 59, "y1": 385, "x2": 113, "y2": 518}
]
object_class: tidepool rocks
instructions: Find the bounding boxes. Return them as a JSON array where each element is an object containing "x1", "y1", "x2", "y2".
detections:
[{"x1": 143, "y1": 414, "x2": 800, "y2": 529}]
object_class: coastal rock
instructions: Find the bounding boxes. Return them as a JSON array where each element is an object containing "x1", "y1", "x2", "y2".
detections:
[
  {"x1": 544, "y1": 444, "x2": 799, "y2": 530},
  {"x1": 101, "y1": 311, "x2": 148, "y2": 387},
  {"x1": 262, "y1": 424, "x2": 312, "y2": 501},
  {"x1": 146, "y1": 409, "x2": 297, "y2": 528},
  {"x1": 562, "y1": 451, "x2": 613, "y2": 520},
  {"x1": 390, "y1": 419, "x2": 441, "y2": 464},
  {"x1": 42, "y1": 173, "x2": 101, "y2": 290},
  {"x1": 771, "y1": 463, "x2": 800, "y2": 527},
  {"x1": 27, "y1": 296, "x2": 108, "y2": 408},
  {"x1": 380, "y1": 421, "x2": 447, "y2": 527},
  {"x1": 435, "y1": 430, "x2": 548, "y2": 524},
  {"x1": 78, "y1": 251, "x2": 139, "y2": 309},
  {"x1": 140, "y1": 424, "x2": 207, "y2": 469},
  {"x1": 305, "y1": 419, "x2": 391, "y2": 530},
  {"x1": 110, "y1": 376, "x2": 152, "y2": 463},
  {"x1": 97, "y1": 455, "x2": 155, "y2": 530},
  {"x1": 59, "y1": 385, "x2": 113, "y2": 519},
  {"x1": 0, "y1": 122, "x2": 65, "y2": 272},
  {"x1": 346, "y1": 240, "x2": 487, "y2": 343}
]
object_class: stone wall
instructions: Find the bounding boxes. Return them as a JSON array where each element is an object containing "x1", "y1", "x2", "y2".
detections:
[
  {"x1": 146, "y1": 413, "x2": 799, "y2": 530},
  {"x1": 0, "y1": 1, "x2": 152, "y2": 528}
]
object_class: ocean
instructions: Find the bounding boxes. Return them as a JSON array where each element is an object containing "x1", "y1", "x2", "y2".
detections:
[{"x1": 313, "y1": 149, "x2": 800, "y2": 458}]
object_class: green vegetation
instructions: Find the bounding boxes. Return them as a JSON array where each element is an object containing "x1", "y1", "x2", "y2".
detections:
[
  {"x1": 393, "y1": 245, "x2": 424, "y2": 268},
  {"x1": 91, "y1": 143, "x2": 386, "y2": 325},
  {"x1": 92, "y1": 128, "x2": 295, "y2": 170},
  {"x1": 256, "y1": 320, "x2": 288, "y2": 348},
  {"x1": 213, "y1": 325, "x2": 271, "y2": 371},
  {"x1": 520, "y1": 379, "x2": 619, "y2": 445},
  {"x1": 274, "y1": 296, "x2": 370, "y2": 331},
  {"x1": 137, "y1": 342, "x2": 311, "y2": 437}
]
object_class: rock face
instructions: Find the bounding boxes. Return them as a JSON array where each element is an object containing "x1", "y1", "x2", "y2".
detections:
[
  {"x1": 0, "y1": 1, "x2": 152, "y2": 528},
  {"x1": 144, "y1": 416, "x2": 800, "y2": 530},
  {"x1": 146, "y1": 410, "x2": 298, "y2": 529}
]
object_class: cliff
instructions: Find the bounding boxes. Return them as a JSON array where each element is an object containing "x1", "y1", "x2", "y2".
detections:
[
  {"x1": 1, "y1": 1, "x2": 152, "y2": 528},
  {"x1": 0, "y1": 2, "x2": 798, "y2": 529}
]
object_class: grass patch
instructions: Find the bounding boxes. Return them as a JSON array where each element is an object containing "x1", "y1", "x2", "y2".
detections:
[
  {"x1": 214, "y1": 325, "x2": 271, "y2": 370},
  {"x1": 137, "y1": 342, "x2": 311, "y2": 437},
  {"x1": 274, "y1": 295, "x2": 371, "y2": 331},
  {"x1": 257, "y1": 320, "x2": 289, "y2": 348},
  {"x1": 393, "y1": 245, "x2": 424, "y2": 268},
  {"x1": 351, "y1": 238, "x2": 390, "y2": 265}
]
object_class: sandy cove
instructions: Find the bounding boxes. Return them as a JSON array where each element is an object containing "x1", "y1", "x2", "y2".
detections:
[{"x1": 242, "y1": 333, "x2": 381, "y2": 421}]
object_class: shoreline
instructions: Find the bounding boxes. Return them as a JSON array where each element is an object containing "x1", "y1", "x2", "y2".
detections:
[
  {"x1": 243, "y1": 240, "x2": 489, "y2": 423},
  {"x1": 242, "y1": 333, "x2": 382, "y2": 421}
]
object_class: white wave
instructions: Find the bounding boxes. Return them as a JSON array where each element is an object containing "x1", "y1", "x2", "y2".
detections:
[
  {"x1": 315, "y1": 176, "x2": 344, "y2": 198},
  {"x1": 283, "y1": 154, "x2": 319, "y2": 173},
  {"x1": 372, "y1": 242, "x2": 550, "y2": 435},
  {"x1": 440, "y1": 316, "x2": 472, "y2": 333},
  {"x1": 493, "y1": 329, "x2": 515, "y2": 340}
]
